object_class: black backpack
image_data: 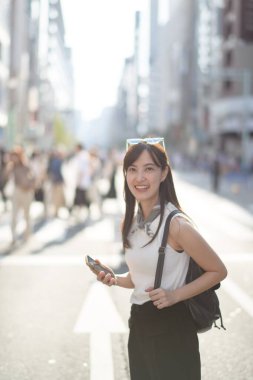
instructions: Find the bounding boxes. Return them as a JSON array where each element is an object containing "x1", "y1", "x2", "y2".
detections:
[{"x1": 154, "y1": 210, "x2": 226, "y2": 334}]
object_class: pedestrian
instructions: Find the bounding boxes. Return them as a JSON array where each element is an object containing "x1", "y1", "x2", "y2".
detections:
[
  {"x1": 88, "y1": 147, "x2": 103, "y2": 217},
  {"x1": 30, "y1": 150, "x2": 48, "y2": 218},
  {"x1": 93, "y1": 137, "x2": 227, "y2": 380},
  {"x1": 0, "y1": 148, "x2": 9, "y2": 211},
  {"x1": 47, "y1": 149, "x2": 66, "y2": 217},
  {"x1": 103, "y1": 148, "x2": 118, "y2": 199},
  {"x1": 69, "y1": 143, "x2": 91, "y2": 219},
  {"x1": 6, "y1": 146, "x2": 36, "y2": 244},
  {"x1": 211, "y1": 154, "x2": 221, "y2": 192}
]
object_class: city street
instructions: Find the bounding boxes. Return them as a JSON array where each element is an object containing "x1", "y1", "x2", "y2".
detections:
[
  {"x1": 1, "y1": 1, "x2": 253, "y2": 378},
  {"x1": 0, "y1": 172, "x2": 253, "y2": 380}
]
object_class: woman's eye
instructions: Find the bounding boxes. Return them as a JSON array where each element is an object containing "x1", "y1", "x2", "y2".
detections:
[
  {"x1": 127, "y1": 167, "x2": 135, "y2": 173},
  {"x1": 145, "y1": 166, "x2": 154, "y2": 172}
]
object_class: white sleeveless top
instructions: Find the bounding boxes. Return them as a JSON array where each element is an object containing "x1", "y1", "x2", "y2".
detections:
[{"x1": 125, "y1": 203, "x2": 190, "y2": 305}]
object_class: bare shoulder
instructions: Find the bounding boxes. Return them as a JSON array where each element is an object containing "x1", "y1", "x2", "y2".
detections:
[
  {"x1": 166, "y1": 214, "x2": 194, "y2": 251},
  {"x1": 169, "y1": 214, "x2": 194, "y2": 238}
]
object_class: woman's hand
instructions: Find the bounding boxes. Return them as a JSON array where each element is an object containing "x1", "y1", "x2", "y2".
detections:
[
  {"x1": 146, "y1": 287, "x2": 179, "y2": 309},
  {"x1": 97, "y1": 270, "x2": 118, "y2": 287},
  {"x1": 87, "y1": 258, "x2": 117, "y2": 286}
]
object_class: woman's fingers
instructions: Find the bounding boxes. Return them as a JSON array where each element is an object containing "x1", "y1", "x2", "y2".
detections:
[
  {"x1": 147, "y1": 288, "x2": 162, "y2": 300},
  {"x1": 95, "y1": 259, "x2": 115, "y2": 277},
  {"x1": 97, "y1": 271, "x2": 115, "y2": 286},
  {"x1": 146, "y1": 288, "x2": 170, "y2": 308},
  {"x1": 97, "y1": 271, "x2": 105, "y2": 281}
]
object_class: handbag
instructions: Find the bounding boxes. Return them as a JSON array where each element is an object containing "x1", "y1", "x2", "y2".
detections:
[{"x1": 154, "y1": 210, "x2": 226, "y2": 333}]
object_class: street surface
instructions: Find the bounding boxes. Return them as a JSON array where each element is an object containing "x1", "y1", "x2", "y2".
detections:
[{"x1": 0, "y1": 169, "x2": 253, "y2": 380}]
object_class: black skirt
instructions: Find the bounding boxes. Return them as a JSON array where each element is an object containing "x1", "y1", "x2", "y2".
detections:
[
  {"x1": 73, "y1": 187, "x2": 90, "y2": 207},
  {"x1": 128, "y1": 301, "x2": 201, "y2": 380}
]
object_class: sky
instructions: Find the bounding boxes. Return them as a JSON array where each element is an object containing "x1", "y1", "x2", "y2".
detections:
[{"x1": 61, "y1": 0, "x2": 147, "y2": 121}]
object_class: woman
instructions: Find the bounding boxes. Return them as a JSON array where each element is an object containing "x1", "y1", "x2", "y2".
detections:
[{"x1": 95, "y1": 137, "x2": 227, "y2": 379}]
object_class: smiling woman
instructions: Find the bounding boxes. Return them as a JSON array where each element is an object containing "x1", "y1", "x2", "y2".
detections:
[
  {"x1": 61, "y1": 0, "x2": 144, "y2": 120},
  {"x1": 91, "y1": 137, "x2": 227, "y2": 379}
]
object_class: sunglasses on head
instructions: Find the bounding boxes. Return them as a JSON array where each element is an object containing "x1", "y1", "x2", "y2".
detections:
[{"x1": 126, "y1": 137, "x2": 165, "y2": 151}]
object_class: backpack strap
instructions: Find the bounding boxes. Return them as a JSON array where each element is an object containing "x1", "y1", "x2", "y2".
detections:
[{"x1": 154, "y1": 209, "x2": 181, "y2": 289}]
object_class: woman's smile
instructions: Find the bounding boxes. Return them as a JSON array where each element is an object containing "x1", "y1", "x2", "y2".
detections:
[{"x1": 135, "y1": 185, "x2": 149, "y2": 191}]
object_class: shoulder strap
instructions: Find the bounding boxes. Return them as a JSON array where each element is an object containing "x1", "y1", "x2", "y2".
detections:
[{"x1": 154, "y1": 209, "x2": 181, "y2": 289}]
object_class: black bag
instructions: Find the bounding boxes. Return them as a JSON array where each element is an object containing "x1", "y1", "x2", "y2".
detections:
[
  {"x1": 185, "y1": 257, "x2": 225, "y2": 333},
  {"x1": 154, "y1": 210, "x2": 226, "y2": 334}
]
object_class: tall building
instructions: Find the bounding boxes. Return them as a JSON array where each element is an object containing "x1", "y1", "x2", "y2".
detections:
[
  {"x1": 166, "y1": 0, "x2": 199, "y2": 152},
  {"x1": 200, "y1": 0, "x2": 253, "y2": 166},
  {"x1": 35, "y1": 0, "x2": 74, "y2": 148},
  {"x1": 7, "y1": 0, "x2": 31, "y2": 147},
  {"x1": 1, "y1": 0, "x2": 74, "y2": 148},
  {"x1": 117, "y1": 0, "x2": 252, "y2": 166},
  {"x1": 117, "y1": 8, "x2": 150, "y2": 141},
  {"x1": 0, "y1": 0, "x2": 11, "y2": 144}
]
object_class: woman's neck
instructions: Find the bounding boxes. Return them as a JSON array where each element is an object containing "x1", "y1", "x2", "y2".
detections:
[{"x1": 139, "y1": 200, "x2": 159, "y2": 220}]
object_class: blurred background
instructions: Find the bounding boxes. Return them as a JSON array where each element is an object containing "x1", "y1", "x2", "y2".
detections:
[
  {"x1": 0, "y1": 0, "x2": 253, "y2": 162},
  {"x1": 0, "y1": 2, "x2": 253, "y2": 379}
]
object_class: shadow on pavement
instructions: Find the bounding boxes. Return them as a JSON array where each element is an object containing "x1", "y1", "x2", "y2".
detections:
[{"x1": 30, "y1": 218, "x2": 95, "y2": 254}]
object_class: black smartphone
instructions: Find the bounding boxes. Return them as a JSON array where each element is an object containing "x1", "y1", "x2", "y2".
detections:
[{"x1": 85, "y1": 255, "x2": 116, "y2": 278}]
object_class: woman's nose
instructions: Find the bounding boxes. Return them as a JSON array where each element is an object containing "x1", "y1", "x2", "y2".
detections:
[{"x1": 135, "y1": 170, "x2": 145, "y2": 181}]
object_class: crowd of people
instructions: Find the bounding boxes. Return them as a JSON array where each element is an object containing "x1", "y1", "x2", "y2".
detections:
[{"x1": 0, "y1": 144, "x2": 120, "y2": 246}]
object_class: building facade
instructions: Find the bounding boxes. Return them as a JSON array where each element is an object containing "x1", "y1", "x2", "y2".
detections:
[
  {"x1": 0, "y1": 0, "x2": 74, "y2": 149},
  {"x1": 0, "y1": 0, "x2": 11, "y2": 145}
]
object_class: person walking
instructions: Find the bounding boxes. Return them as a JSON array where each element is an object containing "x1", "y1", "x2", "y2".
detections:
[
  {"x1": 30, "y1": 150, "x2": 48, "y2": 218},
  {"x1": 69, "y1": 143, "x2": 91, "y2": 219},
  {"x1": 0, "y1": 148, "x2": 9, "y2": 211},
  {"x1": 88, "y1": 147, "x2": 103, "y2": 217},
  {"x1": 7, "y1": 146, "x2": 35, "y2": 244},
  {"x1": 92, "y1": 137, "x2": 227, "y2": 380},
  {"x1": 211, "y1": 154, "x2": 222, "y2": 192},
  {"x1": 103, "y1": 148, "x2": 118, "y2": 199},
  {"x1": 47, "y1": 149, "x2": 66, "y2": 217}
]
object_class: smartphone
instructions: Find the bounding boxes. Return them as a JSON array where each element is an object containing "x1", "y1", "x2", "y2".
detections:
[{"x1": 85, "y1": 255, "x2": 116, "y2": 278}]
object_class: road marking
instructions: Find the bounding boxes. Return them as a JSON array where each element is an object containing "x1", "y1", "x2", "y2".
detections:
[
  {"x1": 2, "y1": 253, "x2": 253, "y2": 321},
  {"x1": 0, "y1": 254, "x2": 122, "y2": 267},
  {"x1": 222, "y1": 278, "x2": 253, "y2": 317},
  {"x1": 0, "y1": 256, "x2": 84, "y2": 266},
  {"x1": 74, "y1": 282, "x2": 127, "y2": 380},
  {"x1": 1, "y1": 252, "x2": 253, "y2": 266}
]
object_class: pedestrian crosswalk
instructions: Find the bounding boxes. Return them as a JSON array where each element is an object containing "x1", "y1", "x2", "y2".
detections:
[{"x1": 0, "y1": 197, "x2": 123, "y2": 252}]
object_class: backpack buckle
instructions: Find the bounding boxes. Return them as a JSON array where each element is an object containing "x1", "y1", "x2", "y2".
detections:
[{"x1": 158, "y1": 246, "x2": 166, "y2": 254}]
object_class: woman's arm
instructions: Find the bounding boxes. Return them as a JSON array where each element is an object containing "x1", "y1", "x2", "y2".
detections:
[
  {"x1": 171, "y1": 217, "x2": 227, "y2": 299},
  {"x1": 148, "y1": 216, "x2": 227, "y2": 309},
  {"x1": 97, "y1": 270, "x2": 135, "y2": 289}
]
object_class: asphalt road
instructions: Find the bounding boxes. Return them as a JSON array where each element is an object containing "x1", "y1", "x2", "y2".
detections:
[{"x1": 0, "y1": 173, "x2": 253, "y2": 380}]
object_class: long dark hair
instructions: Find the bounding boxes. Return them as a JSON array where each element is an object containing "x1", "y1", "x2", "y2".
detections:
[{"x1": 122, "y1": 143, "x2": 183, "y2": 248}]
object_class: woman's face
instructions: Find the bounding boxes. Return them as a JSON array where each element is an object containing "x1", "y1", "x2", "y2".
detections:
[{"x1": 126, "y1": 150, "x2": 168, "y2": 206}]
